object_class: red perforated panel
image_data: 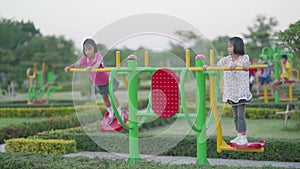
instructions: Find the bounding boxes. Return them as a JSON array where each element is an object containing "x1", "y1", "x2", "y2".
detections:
[{"x1": 152, "y1": 68, "x2": 179, "y2": 118}]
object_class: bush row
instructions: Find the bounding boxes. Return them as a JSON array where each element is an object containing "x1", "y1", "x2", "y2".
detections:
[
  {"x1": 184, "y1": 104, "x2": 284, "y2": 119},
  {"x1": 0, "y1": 115, "x2": 80, "y2": 144},
  {"x1": 5, "y1": 138, "x2": 76, "y2": 155},
  {"x1": 0, "y1": 107, "x2": 76, "y2": 117},
  {"x1": 0, "y1": 152, "x2": 279, "y2": 169},
  {"x1": 32, "y1": 130, "x2": 300, "y2": 162},
  {"x1": 248, "y1": 101, "x2": 300, "y2": 109},
  {"x1": 0, "y1": 98, "x2": 290, "y2": 119},
  {"x1": 0, "y1": 104, "x2": 174, "y2": 144},
  {"x1": 223, "y1": 106, "x2": 284, "y2": 119},
  {"x1": 0, "y1": 99, "x2": 150, "y2": 118},
  {"x1": 0, "y1": 100, "x2": 78, "y2": 108}
]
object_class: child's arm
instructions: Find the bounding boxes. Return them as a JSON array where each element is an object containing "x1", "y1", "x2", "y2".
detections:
[
  {"x1": 202, "y1": 57, "x2": 227, "y2": 70},
  {"x1": 86, "y1": 61, "x2": 101, "y2": 72},
  {"x1": 64, "y1": 62, "x2": 80, "y2": 72},
  {"x1": 234, "y1": 55, "x2": 250, "y2": 71},
  {"x1": 86, "y1": 54, "x2": 104, "y2": 72}
]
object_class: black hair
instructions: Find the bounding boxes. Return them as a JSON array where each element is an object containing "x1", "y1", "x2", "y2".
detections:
[
  {"x1": 83, "y1": 38, "x2": 98, "y2": 56},
  {"x1": 229, "y1": 37, "x2": 245, "y2": 55},
  {"x1": 281, "y1": 54, "x2": 288, "y2": 60}
]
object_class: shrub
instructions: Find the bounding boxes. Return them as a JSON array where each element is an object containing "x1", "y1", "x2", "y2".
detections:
[
  {"x1": 5, "y1": 138, "x2": 76, "y2": 155},
  {"x1": 0, "y1": 115, "x2": 80, "y2": 144},
  {"x1": 33, "y1": 131, "x2": 300, "y2": 162}
]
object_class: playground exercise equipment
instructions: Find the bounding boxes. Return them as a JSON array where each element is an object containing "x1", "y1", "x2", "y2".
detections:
[
  {"x1": 258, "y1": 47, "x2": 299, "y2": 103},
  {"x1": 26, "y1": 62, "x2": 62, "y2": 104},
  {"x1": 69, "y1": 50, "x2": 267, "y2": 164}
]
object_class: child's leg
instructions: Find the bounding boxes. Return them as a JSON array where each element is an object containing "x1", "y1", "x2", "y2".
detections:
[
  {"x1": 102, "y1": 94, "x2": 114, "y2": 118},
  {"x1": 232, "y1": 106, "x2": 238, "y2": 131},
  {"x1": 256, "y1": 82, "x2": 261, "y2": 95},
  {"x1": 270, "y1": 81, "x2": 286, "y2": 98},
  {"x1": 230, "y1": 106, "x2": 241, "y2": 143},
  {"x1": 236, "y1": 104, "x2": 247, "y2": 135},
  {"x1": 235, "y1": 104, "x2": 248, "y2": 145}
]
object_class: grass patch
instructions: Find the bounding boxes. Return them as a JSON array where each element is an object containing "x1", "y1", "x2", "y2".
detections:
[
  {"x1": 0, "y1": 117, "x2": 46, "y2": 128},
  {"x1": 145, "y1": 117, "x2": 300, "y2": 139}
]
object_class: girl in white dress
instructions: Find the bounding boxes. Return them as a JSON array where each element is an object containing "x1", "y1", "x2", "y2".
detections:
[{"x1": 204, "y1": 37, "x2": 251, "y2": 145}]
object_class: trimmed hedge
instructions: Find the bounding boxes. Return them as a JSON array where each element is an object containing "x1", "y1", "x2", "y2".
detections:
[
  {"x1": 248, "y1": 101, "x2": 300, "y2": 109},
  {"x1": 184, "y1": 104, "x2": 284, "y2": 119},
  {"x1": 0, "y1": 152, "x2": 280, "y2": 169},
  {"x1": 5, "y1": 138, "x2": 76, "y2": 155},
  {"x1": 0, "y1": 99, "x2": 149, "y2": 118},
  {"x1": 0, "y1": 98, "x2": 289, "y2": 119},
  {"x1": 0, "y1": 100, "x2": 79, "y2": 108},
  {"x1": 0, "y1": 115, "x2": 80, "y2": 144},
  {"x1": 32, "y1": 130, "x2": 300, "y2": 162},
  {"x1": 223, "y1": 106, "x2": 284, "y2": 119},
  {"x1": 0, "y1": 107, "x2": 76, "y2": 117}
]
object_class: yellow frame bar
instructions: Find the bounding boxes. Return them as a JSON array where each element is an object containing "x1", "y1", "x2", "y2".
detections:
[
  {"x1": 189, "y1": 65, "x2": 267, "y2": 72},
  {"x1": 69, "y1": 68, "x2": 114, "y2": 72}
]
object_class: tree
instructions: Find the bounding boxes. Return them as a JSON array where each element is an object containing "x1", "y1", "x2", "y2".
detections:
[
  {"x1": 212, "y1": 36, "x2": 230, "y2": 57},
  {"x1": 14, "y1": 35, "x2": 75, "y2": 83},
  {"x1": 277, "y1": 20, "x2": 300, "y2": 70},
  {"x1": 277, "y1": 20, "x2": 300, "y2": 57},
  {"x1": 243, "y1": 15, "x2": 278, "y2": 58},
  {"x1": 0, "y1": 18, "x2": 76, "y2": 91}
]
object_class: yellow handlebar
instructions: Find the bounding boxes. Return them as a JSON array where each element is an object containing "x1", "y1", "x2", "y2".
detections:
[
  {"x1": 69, "y1": 68, "x2": 114, "y2": 72},
  {"x1": 189, "y1": 65, "x2": 268, "y2": 72},
  {"x1": 26, "y1": 68, "x2": 36, "y2": 78}
]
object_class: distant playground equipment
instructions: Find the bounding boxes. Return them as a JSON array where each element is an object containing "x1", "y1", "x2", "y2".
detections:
[
  {"x1": 26, "y1": 62, "x2": 62, "y2": 104},
  {"x1": 258, "y1": 47, "x2": 299, "y2": 103},
  {"x1": 69, "y1": 50, "x2": 267, "y2": 164}
]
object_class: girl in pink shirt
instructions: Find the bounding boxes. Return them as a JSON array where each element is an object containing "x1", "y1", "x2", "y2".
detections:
[{"x1": 65, "y1": 38, "x2": 122, "y2": 125}]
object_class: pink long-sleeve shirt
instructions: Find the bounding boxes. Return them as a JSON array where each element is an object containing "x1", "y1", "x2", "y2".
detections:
[{"x1": 77, "y1": 53, "x2": 110, "y2": 86}]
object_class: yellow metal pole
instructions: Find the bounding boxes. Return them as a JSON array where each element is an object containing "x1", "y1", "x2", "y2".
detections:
[
  {"x1": 189, "y1": 65, "x2": 268, "y2": 72},
  {"x1": 69, "y1": 68, "x2": 114, "y2": 72},
  {"x1": 42, "y1": 62, "x2": 46, "y2": 73},
  {"x1": 210, "y1": 50, "x2": 214, "y2": 66},
  {"x1": 289, "y1": 83, "x2": 293, "y2": 102},
  {"x1": 263, "y1": 82, "x2": 268, "y2": 103},
  {"x1": 186, "y1": 50, "x2": 190, "y2": 67},
  {"x1": 144, "y1": 51, "x2": 149, "y2": 67},
  {"x1": 209, "y1": 49, "x2": 227, "y2": 152},
  {"x1": 116, "y1": 51, "x2": 121, "y2": 67},
  {"x1": 34, "y1": 63, "x2": 37, "y2": 74}
]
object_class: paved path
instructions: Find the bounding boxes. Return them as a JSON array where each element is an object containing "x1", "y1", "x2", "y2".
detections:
[{"x1": 1, "y1": 144, "x2": 300, "y2": 168}]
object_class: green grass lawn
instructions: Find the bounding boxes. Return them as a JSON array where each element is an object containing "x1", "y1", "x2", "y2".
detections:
[
  {"x1": 143, "y1": 117, "x2": 300, "y2": 139},
  {"x1": 0, "y1": 117, "x2": 47, "y2": 128}
]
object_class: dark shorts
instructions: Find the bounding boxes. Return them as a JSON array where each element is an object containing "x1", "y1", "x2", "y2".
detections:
[
  {"x1": 94, "y1": 78, "x2": 119, "y2": 95},
  {"x1": 258, "y1": 76, "x2": 272, "y2": 84}
]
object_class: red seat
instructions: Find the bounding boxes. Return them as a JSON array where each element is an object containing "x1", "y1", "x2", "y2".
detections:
[
  {"x1": 152, "y1": 68, "x2": 179, "y2": 118},
  {"x1": 99, "y1": 111, "x2": 128, "y2": 132},
  {"x1": 230, "y1": 140, "x2": 266, "y2": 149},
  {"x1": 284, "y1": 79, "x2": 296, "y2": 83}
]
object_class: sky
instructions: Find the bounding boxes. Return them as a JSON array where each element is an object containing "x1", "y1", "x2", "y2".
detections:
[{"x1": 0, "y1": 0, "x2": 300, "y2": 50}]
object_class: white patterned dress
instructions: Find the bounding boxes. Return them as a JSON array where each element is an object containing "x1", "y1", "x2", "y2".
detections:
[{"x1": 217, "y1": 54, "x2": 252, "y2": 105}]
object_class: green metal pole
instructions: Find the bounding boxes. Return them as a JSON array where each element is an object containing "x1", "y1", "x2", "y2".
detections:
[
  {"x1": 127, "y1": 55, "x2": 141, "y2": 164},
  {"x1": 195, "y1": 55, "x2": 208, "y2": 164}
]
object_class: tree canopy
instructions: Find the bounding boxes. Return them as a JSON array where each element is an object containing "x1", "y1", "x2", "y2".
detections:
[
  {"x1": 243, "y1": 15, "x2": 278, "y2": 58},
  {"x1": 0, "y1": 18, "x2": 75, "y2": 90}
]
